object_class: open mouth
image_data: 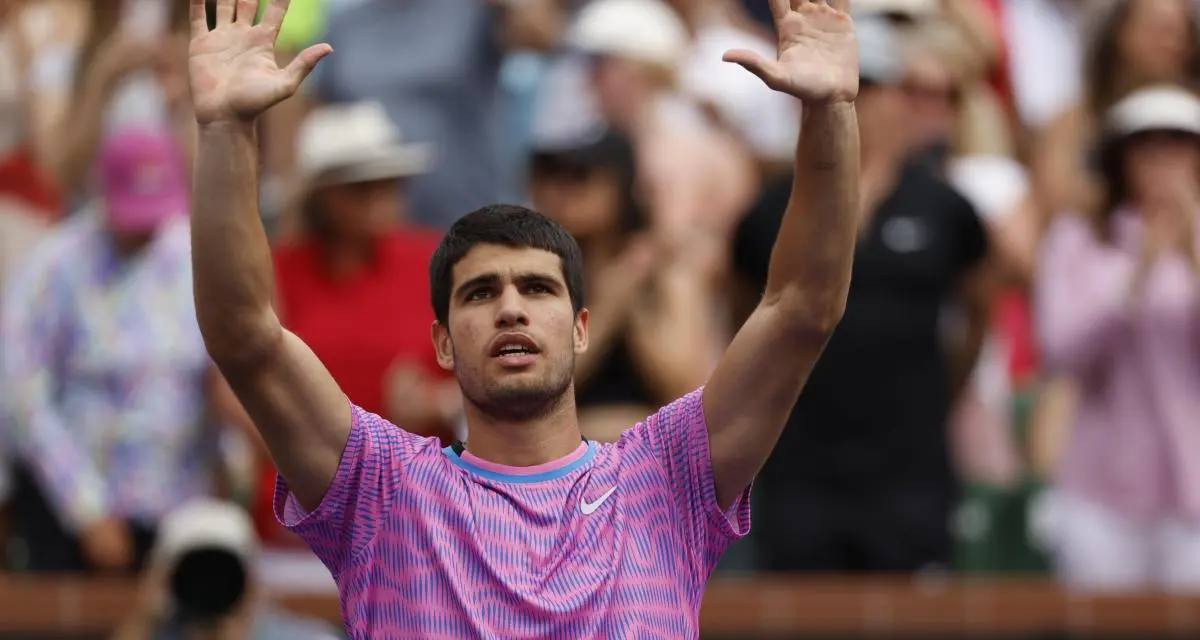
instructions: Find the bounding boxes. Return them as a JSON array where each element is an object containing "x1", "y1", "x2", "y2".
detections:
[{"x1": 489, "y1": 333, "x2": 541, "y2": 359}]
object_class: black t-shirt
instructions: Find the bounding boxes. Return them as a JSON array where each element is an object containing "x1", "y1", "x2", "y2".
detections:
[{"x1": 733, "y1": 161, "x2": 988, "y2": 493}]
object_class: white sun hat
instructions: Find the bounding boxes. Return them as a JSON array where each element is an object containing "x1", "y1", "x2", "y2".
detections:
[
  {"x1": 297, "y1": 101, "x2": 432, "y2": 187},
  {"x1": 566, "y1": 0, "x2": 690, "y2": 70},
  {"x1": 853, "y1": 0, "x2": 938, "y2": 20},
  {"x1": 153, "y1": 498, "x2": 259, "y2": 569},
  {"x1": 1105, "y1": 85, "x2": 1200, "y2": 138}
]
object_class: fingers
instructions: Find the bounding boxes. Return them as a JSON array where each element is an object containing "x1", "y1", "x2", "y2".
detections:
[
  {"x1": 768, "y1": 0, "x2": 789, "y2": 20},
  {"x1": 215, "y1": 0, "x2": 234, "y2": 25},
  {"x1": 190, "y1": 0, "x2": 208, "y2": 37},
  {"x1": 235, "y1": 0, "x2": 258, "y2": 23},
  {"x1": 283, "y1": 43, "x2": 332, "y2": 88},
  {"x1": 830, "y1": 0, "x2": 850, "y2": 11},
  {"x1": 261, "y1": 0, "x2": 291, "y2": 31},
  {"x1": 722, "y1": 49, "x2": 780, "y2": 89}
]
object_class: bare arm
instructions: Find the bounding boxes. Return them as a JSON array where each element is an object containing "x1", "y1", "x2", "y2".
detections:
[
  {"x1": 188, "y1": 0, "x2": 340, "y2": 511},
  {"x1": 704, "y1": 103, "x2": 858, "y2": 508},
  {"x1": 628, "y1": 248, "x2": 724, "y2": 402},
  {"x1": 706, "y1": 0, "x2": 861, "y2": 509},
  {"x1": 948, "y1": 261, "x2": 995, "y2": 401}
]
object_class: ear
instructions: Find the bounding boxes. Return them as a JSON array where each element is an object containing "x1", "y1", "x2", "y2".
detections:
[
  {"x1": 574, "y1": 308, "x2": 589, "y2": 356},
  {"x1": 431, "y1": 320, "x2": 455, "y2": 372}
]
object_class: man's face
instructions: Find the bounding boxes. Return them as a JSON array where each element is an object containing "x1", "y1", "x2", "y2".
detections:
[
  {"x1": 857, "y1": 82, "x2": 911, "y2": 156},
  {"x1": 432, "y1": 244, "x2": 588, "y2": 422}
]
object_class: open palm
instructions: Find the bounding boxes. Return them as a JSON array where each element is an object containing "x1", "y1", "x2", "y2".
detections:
[
  {"x1": 724, "y1": 0, "x2": 858, "y2": 103},
  {"x1": 188, "y1": 0, "x2": 330, "y2": 124}
]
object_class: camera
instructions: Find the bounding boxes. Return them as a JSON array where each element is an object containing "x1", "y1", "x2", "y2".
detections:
[{"x1": 153, "y1": 500, "x2": 258, "y2": 623}]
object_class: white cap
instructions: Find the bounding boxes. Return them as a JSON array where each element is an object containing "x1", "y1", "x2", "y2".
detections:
[
  {"x1": 567, "y1": 0, "x2": 690, "y2": 70},
  {"x1": 153, "y1": 499, "x2": 259, "y2": 569},
  {"x1": 1106, "y1": 85, "x2": 1200, "y2": 138},
  {"x1": 297, "y1": 101, "x2": 432, "y2": 186},
  {"x1": 530, "y1": 55, "x2": 609, "y2": 152},
  {"x1": 853, "y1": 0, "x2": 938, "y2": 19},
  {"x1": 857, "y1": 14, "x2": 904, "y2": 84}
]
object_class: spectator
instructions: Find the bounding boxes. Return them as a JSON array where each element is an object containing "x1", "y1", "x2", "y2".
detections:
[
  {"x1": 528, "y1": 121, "x2": 721, "y2": 441},
  {"x1": 666, "y1": 0, "x2": 801, "y2": 172},
  {"x1": 566, "y1": 0, "x2": 757, "y2": 240},
  {"x1": 214, "y1": 102, "x2": 456, "y2": 581},
  {"x1": 1033, "y1": 0, "x2": 1200, "y2": 220},
  {"x1": 1002, "y1": 0, "x2": 1087, "y2": 134},
  {"x1": 111, "y1": 499, "x2": 340, "y2": 640},
  {"x1": 1035, "y1": 85, "x2": 1200, "y2": 592},
  {"x1": 301, "y1": 0, "x2": 570, "y2": 229},
  {"x1": 47, "y1": 0, "x2": 194, "y2": 201},
  {"x1": 0, "y1": 0, "x2": 67, "y2": 218},
  {"x1": 1, "y1": 129, "x2": 215, "y2": 574},
  {"x1": 734, "y1": 16, "x2": 994, "y2": 573}
]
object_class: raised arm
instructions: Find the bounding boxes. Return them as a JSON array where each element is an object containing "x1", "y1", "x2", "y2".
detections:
[
  {"x1": 187, "y1": 0, "x2": 342, "y2": 511},
  {"x1": 704, "y1": 0, "x2": 860, "y2": 509}
]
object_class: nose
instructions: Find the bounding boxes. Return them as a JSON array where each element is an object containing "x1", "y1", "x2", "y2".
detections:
[{"x1": 494, "y1": 284, "x2": 530, "y2": 328}]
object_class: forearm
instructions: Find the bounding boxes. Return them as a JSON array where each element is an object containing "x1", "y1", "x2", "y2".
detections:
[
  {"x1": 948, "y1": 320, "x2": 987, "y2": 401},
  {"x1": 573, "y1": 301, "x2": 633, "y2": 387},
  {"x1": 192, "y1": 121, "x2": 283, "y2": 367},
  {"x1": 10, "y1": 398, "x2": 109, "y2": 530},
  {"x1": 1035, "y1": 215, "x2": 1134, "y2": 372},
  {"x1": 763, "y1": 102, "x2": 859, "y2": 328},
  {"x1": 51, "y1": 77, "x2": 113, "y2": 194},
  {"x1": 633, "y1": 270, "x2": 718, "y2": 400}
]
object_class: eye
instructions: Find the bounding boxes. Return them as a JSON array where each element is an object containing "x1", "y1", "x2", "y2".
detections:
[
  {"x1": 466, "y1": 288, "x2": 492, "y2": 302},
  {"x1": 524, "y1": 282, "x2": 552, "y2": 295}
]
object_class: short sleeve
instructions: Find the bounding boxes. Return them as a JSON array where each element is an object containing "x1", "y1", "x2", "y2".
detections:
[
  {"x1": 274, "y1": 404, "x2": 431, "y2": 578},
  {"x1": 949, "y1": 187, "x2": 989, "y2": 273},
  {"x1": 627, "y1": 389, "x2": 751, "y2": 578}
]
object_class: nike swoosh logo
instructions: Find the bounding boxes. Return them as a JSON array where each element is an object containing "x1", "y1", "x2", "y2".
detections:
[{"x1": 580, "y1": 486, "x2": 618, "y2": 515}]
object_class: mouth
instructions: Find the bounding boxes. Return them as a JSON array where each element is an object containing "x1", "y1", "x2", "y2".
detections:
[{"x1": 489, "y1": 333, "x2": 541, "y2": 367}]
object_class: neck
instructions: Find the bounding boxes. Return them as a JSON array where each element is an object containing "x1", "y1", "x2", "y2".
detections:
[
  {"x1": 460, "y1": 389, "x2": 582, "y2": 467},
  {"x1": 319, "y1": 235, "x2": 377, "y2": 278},
  {"x1": 621, "y1": 92, "x2": 662, "y2": 140}
]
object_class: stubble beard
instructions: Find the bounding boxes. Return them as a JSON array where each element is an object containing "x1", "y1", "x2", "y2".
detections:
[{"x1": 460, "y1": 362, "x2": 574, "y2": 423}]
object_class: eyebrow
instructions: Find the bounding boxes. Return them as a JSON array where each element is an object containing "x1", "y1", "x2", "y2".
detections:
[{"x1": 453, "y1": 271, "x2": 564, "y2": 300}]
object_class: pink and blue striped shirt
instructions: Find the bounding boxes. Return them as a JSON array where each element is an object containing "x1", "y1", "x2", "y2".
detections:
[{"x1": 275, "y1": 388, "x2": 750, "y2": 638}]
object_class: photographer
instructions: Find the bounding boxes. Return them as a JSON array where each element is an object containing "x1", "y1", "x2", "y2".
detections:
[{"x1": 111, "y1": 500, "x2": 339, "y2": 640}]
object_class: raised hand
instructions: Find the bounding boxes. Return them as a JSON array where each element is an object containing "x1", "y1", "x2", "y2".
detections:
[
  {"x1": 723, "y1": 0, "x2": 858, "y2": 104},
  {"x1": 188, "y1": 0, "x2": 331, "y2": 125}
]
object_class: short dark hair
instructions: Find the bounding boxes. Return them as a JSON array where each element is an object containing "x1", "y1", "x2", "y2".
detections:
[{"x1": 429, "y1": 204, "x2": 586, "y2": 325}]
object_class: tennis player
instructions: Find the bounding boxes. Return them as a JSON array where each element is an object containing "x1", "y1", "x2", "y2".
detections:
[{"x1": 188, "y1": 0, "x2": 860, "y2": 636}]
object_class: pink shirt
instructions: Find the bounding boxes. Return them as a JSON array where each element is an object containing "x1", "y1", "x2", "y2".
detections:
[
  {"x1": 1036, "y1": 212, "x2": 1200, "y2": 520},
  {"x1": 275, "y1": 388, "x2": 751, "y2": 638}
]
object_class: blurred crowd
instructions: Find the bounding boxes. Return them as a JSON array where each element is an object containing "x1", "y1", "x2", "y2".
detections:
[{"x1": 2, "y1": 0, "x2": 1200, "y2": 636}]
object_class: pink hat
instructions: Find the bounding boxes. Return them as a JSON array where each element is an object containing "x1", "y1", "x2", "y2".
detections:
[{"x1": 99, "y1": 129, "x2": 188, "y2": 232}]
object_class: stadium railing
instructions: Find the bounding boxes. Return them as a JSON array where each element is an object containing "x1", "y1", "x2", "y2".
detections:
[{"x1": 1, "y1": 574, "x2": 1198, "y2": 637}]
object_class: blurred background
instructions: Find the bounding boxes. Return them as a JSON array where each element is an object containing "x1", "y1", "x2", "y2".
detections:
[{"x1": 2, "y1": 0, "x2": 1200, "y2": 638}]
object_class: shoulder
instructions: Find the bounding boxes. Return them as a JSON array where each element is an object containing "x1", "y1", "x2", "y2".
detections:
[
  {"x1": 898, "y1": 163, "x2": 979, "y2": 220},
  {"x1": 352, "y1": 404, "x2": 446, "y2": 461},
  {"x1": 17, "y1": 211, "x2": 96, "y2": 280},
  {"x1": 617, "y1": 389, "x2": 708, "y2": 448}
]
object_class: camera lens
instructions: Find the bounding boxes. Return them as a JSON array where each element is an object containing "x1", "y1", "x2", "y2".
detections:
[{"x1": 170, "y1": 547, "x2": 247, "y2": 620}]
